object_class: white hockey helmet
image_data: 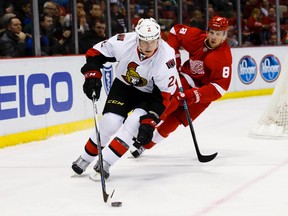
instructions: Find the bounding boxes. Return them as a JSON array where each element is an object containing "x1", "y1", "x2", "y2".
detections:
[{"x1": 135, "y1": 18, "x2": 161, "y2": 41}]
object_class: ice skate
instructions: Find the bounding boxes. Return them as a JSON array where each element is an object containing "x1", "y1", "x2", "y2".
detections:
[
  {"x1": 72, "y1": 156, "x2": 90, "y2": 175},
  {"x1": 130, "y1": 145, "x2": 146, "y2": 158},
  {"x1": 89, "y1": 159, "x2": 111, "y2": 181}
]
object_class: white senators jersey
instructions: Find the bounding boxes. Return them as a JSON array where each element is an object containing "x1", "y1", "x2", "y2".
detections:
[{"x1": 93, "y1": 32, "x2": 177, "y2": 95}]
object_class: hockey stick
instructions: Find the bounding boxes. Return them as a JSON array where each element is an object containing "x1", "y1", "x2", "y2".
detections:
[
  {"x1": 176, "y1": 75, "x2": 218, "y2": 163},
  {"x1": 92, "y1": 91, "x2": 109, "y2": 202}
]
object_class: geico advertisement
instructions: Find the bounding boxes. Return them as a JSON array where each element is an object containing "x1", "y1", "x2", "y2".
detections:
[
  {"x1": 0, "y1": 56, "x2": 108, "y2": 136},
  {"x1": 1, "y1": 46, "x2": 287, "y2": 136},
  {"x1": 1, "y1": 72, "x2": 73, "y2": 120}
]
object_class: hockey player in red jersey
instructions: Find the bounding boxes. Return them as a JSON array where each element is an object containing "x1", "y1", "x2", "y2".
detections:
[
  {"x1": 130, "y1": 16, "x2": 233, "y2": 157},
  {"x1": 72, "y1": 18, "x2": 178, "y2": 178}
]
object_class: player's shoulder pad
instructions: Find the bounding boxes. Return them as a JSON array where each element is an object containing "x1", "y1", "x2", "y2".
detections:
[
  {"x1": 158, "y1": 41, "x2": 177, "y2": 69},
  {"x1": 170, "y1": 24, "x2": 189, "y2": 35},
  {"x1": 112, "y1": 32, "x2": 135, "y2": 42},
  {"x1": 116, "y1": 33, "x2": 125, "y2": 41}
]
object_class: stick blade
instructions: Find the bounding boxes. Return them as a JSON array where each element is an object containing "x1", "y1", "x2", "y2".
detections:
[
  {"x1": 103, "y1": 192, "x2": 109, "y2": 203},
  {"x1": 198, "y1": 152, "x2": 218, "y2": 163},
  {"x1": 104, "y1": 189, "x2": 115, "y2": 203}
]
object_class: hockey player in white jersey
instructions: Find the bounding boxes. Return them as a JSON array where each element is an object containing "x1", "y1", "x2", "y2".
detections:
[{"x1": 72, "y1": 18, "x2": 178, "y2": 179}]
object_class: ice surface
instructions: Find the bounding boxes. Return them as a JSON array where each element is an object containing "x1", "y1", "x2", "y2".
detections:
[{"x1": 1, "y1": 96, "x2": 288, "y2": 216}]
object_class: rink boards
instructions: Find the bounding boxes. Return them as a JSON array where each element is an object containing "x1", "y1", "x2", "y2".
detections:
[{"x1": 0, "y1": 46, "x2": 287, "y2": 147}]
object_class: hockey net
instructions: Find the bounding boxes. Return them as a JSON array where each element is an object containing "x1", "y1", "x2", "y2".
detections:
[{"x1": 249, "y1": 56, "x2": 288, "y2": 139}]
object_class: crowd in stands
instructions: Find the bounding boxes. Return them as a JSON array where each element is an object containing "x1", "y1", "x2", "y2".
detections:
[{"x1": 0, "y1": 0, "x2": 287, "y2": 58}]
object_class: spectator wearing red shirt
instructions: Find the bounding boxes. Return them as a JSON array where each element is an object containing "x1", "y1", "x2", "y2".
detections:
[
  {"x1": 247, "y1": 7, "x2": 264, "y2": 45},
  {"x1": 262, "y1": 7, "x2": 276, "y2": 45}
]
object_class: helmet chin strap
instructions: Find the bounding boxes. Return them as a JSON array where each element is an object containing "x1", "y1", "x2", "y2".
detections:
[
  {"x1": 137, "y1": 45, "x2": 145, "y2": 55},
  {"x1": 204, "y1": 38, "x2": 214, "y2": 50},
  {"x1": 137, "y1": 45, "x2": 148, "y2": 61}
]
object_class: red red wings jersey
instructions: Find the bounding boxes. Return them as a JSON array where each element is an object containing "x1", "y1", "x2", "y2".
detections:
[
  {"x1": 168, "y1": 24, "x2": 232, "y2": 103},
  {"x1": 92, "y1": 32, "x2": 177, "y2": 96}
]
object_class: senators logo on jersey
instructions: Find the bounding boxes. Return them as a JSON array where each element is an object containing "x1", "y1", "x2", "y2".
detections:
[
  {"x1": 117, "y1": 34, "x2": 125, "y2": 41},
  {"x1": 122, "y1": 62, "x2": 148, "y2": 87},
  {"x1": 166, "y1": 59, "x2": 176, "y2": 69}
]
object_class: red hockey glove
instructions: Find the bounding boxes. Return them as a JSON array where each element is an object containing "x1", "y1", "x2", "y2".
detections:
[
  {"x1": 137, "y1": 113, "x2": 160, "y2": 145},
  {"x1": 176, "y1": 88, "x2": 200, "y2": 105}
]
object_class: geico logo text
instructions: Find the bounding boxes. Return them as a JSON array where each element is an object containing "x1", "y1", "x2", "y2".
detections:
[{"x1": 0, "y1": 72, "x2": 73, "y2": 120}]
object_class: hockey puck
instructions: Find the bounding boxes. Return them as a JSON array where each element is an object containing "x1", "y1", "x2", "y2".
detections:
[{"x1": 111, "y1": 201, "x2": 122, "y2": 207}]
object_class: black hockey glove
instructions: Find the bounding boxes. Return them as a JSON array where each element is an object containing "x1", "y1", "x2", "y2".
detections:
[
  {"x1": 137, "y1": 113, "x2": 160, "y2": 145},
  {"x1": 83, "y1": 71, "x2": 102, "y2": 100}
]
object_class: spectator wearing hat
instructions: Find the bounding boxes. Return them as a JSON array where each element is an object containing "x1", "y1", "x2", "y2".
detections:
[{"x1": 0, "y1": 12, "x2": 16, "y2": 34}]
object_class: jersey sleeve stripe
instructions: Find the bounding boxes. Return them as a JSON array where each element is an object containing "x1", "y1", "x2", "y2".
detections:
[
  {"x1": 211, "y1": 82, "x2": 227, "y2": 96},
  {"x1": 180, "y1": 72, "x2": 197, "y2": 88},
  {"x1": 170, "y1": 27, "x2": 176, "y2": 35}
]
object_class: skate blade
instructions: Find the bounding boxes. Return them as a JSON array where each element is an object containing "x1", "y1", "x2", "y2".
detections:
[
  {"x1": 89, "y1": 172, "x2": 101, "y2": 182},
  {"x1": 71, "y1": 173, "x2": 89, "y2": 178}
]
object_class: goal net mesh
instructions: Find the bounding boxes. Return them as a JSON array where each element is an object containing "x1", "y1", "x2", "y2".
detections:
[{"x1": 249, "y1": 56, "x2": 288, "y2": 138}]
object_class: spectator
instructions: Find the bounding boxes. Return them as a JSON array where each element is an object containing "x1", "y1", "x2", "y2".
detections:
[
  {"x1": 182, "y1": 0, "x2": 194, "y2": 25},
  {"x1": 247, "y1": 7, "x2": 263, "y2": 45},
  {"x1": 77, "y1": 1, "x2": 89, "y2": 33},
  {"x1": 110, "y1": 2, "x2": 128, "y2": 35},
  {"x1": 79, "y1": 18, "x2": 107, "y2": 54},
  {"x1": 242, "y1": 0, "x2": 261, "y2": 19},
  {"x1": 159, "y1": 0, "x2": 178, "y2": 29},
  {"x1": 208, "y1": 5, "x2": 215, "y2": 19},
  {"x1": 62, "y1": 1, "x2": 89, "y2": 34},
  {"x1": 99, "y1": 0, "x2": 106, "y2": 15},
  {"x1": 43, "y1": 1, "x2": 58, "y2": 16},
  {"x1": 39, "y1": 13, "x2": 54, "y2": 55},
  {"x1": 189, "y1": 10, "x2": 205, "y2": 30},
  {"x1": 0, "y1": 16, "x2": 28, "y2": 57},
  {"x1": 260, "y1": 0, "x2": 270, "y2": 17},
  {"x1": 86, "y1": 2, "x2": 104, "y2": 29},
  {"x1": 15, "y1": 0, "x2": 31, "y2": 33},
  {"x1": 228, "y1": 12, "x2": 252, "y2": 46},
  {"x1": 43, "y1": 1, "x2": 64, "y2": 40},
  {"x1": 210, "y1": 0, "x2": 235, "y2": 12},
  {"x1": 58, "y1": 27, "x2": 73, "y2": 54},
  {"x1": 262, "y1": 7, "x2": 276, "y2": 45},
  {"x1": 159, "y1": 0, "x2": 177, "y2": 19},
  {"x1": 39, "y1": 13, "x2": 70, "y2": 55},
  {"x1": 142, "y1": 7, "x2": 154, "y2": 19},
  {"x1": 130, "y1": 4, "x2": 142, "y2": 31},
  {"x1": 0, "y1": 12, "x2": 16, "y2": 34},
  {"x1": 0, "y1": 1, "x2": 14, "y2": 17},
  {"x1": 227, "y1": 25, "x2": 239, "y2": 47}
]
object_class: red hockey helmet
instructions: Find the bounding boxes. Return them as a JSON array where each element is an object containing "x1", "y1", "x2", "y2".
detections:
[{"x1": 208, "y1": 16, "x2": 229, "y2": 31}]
